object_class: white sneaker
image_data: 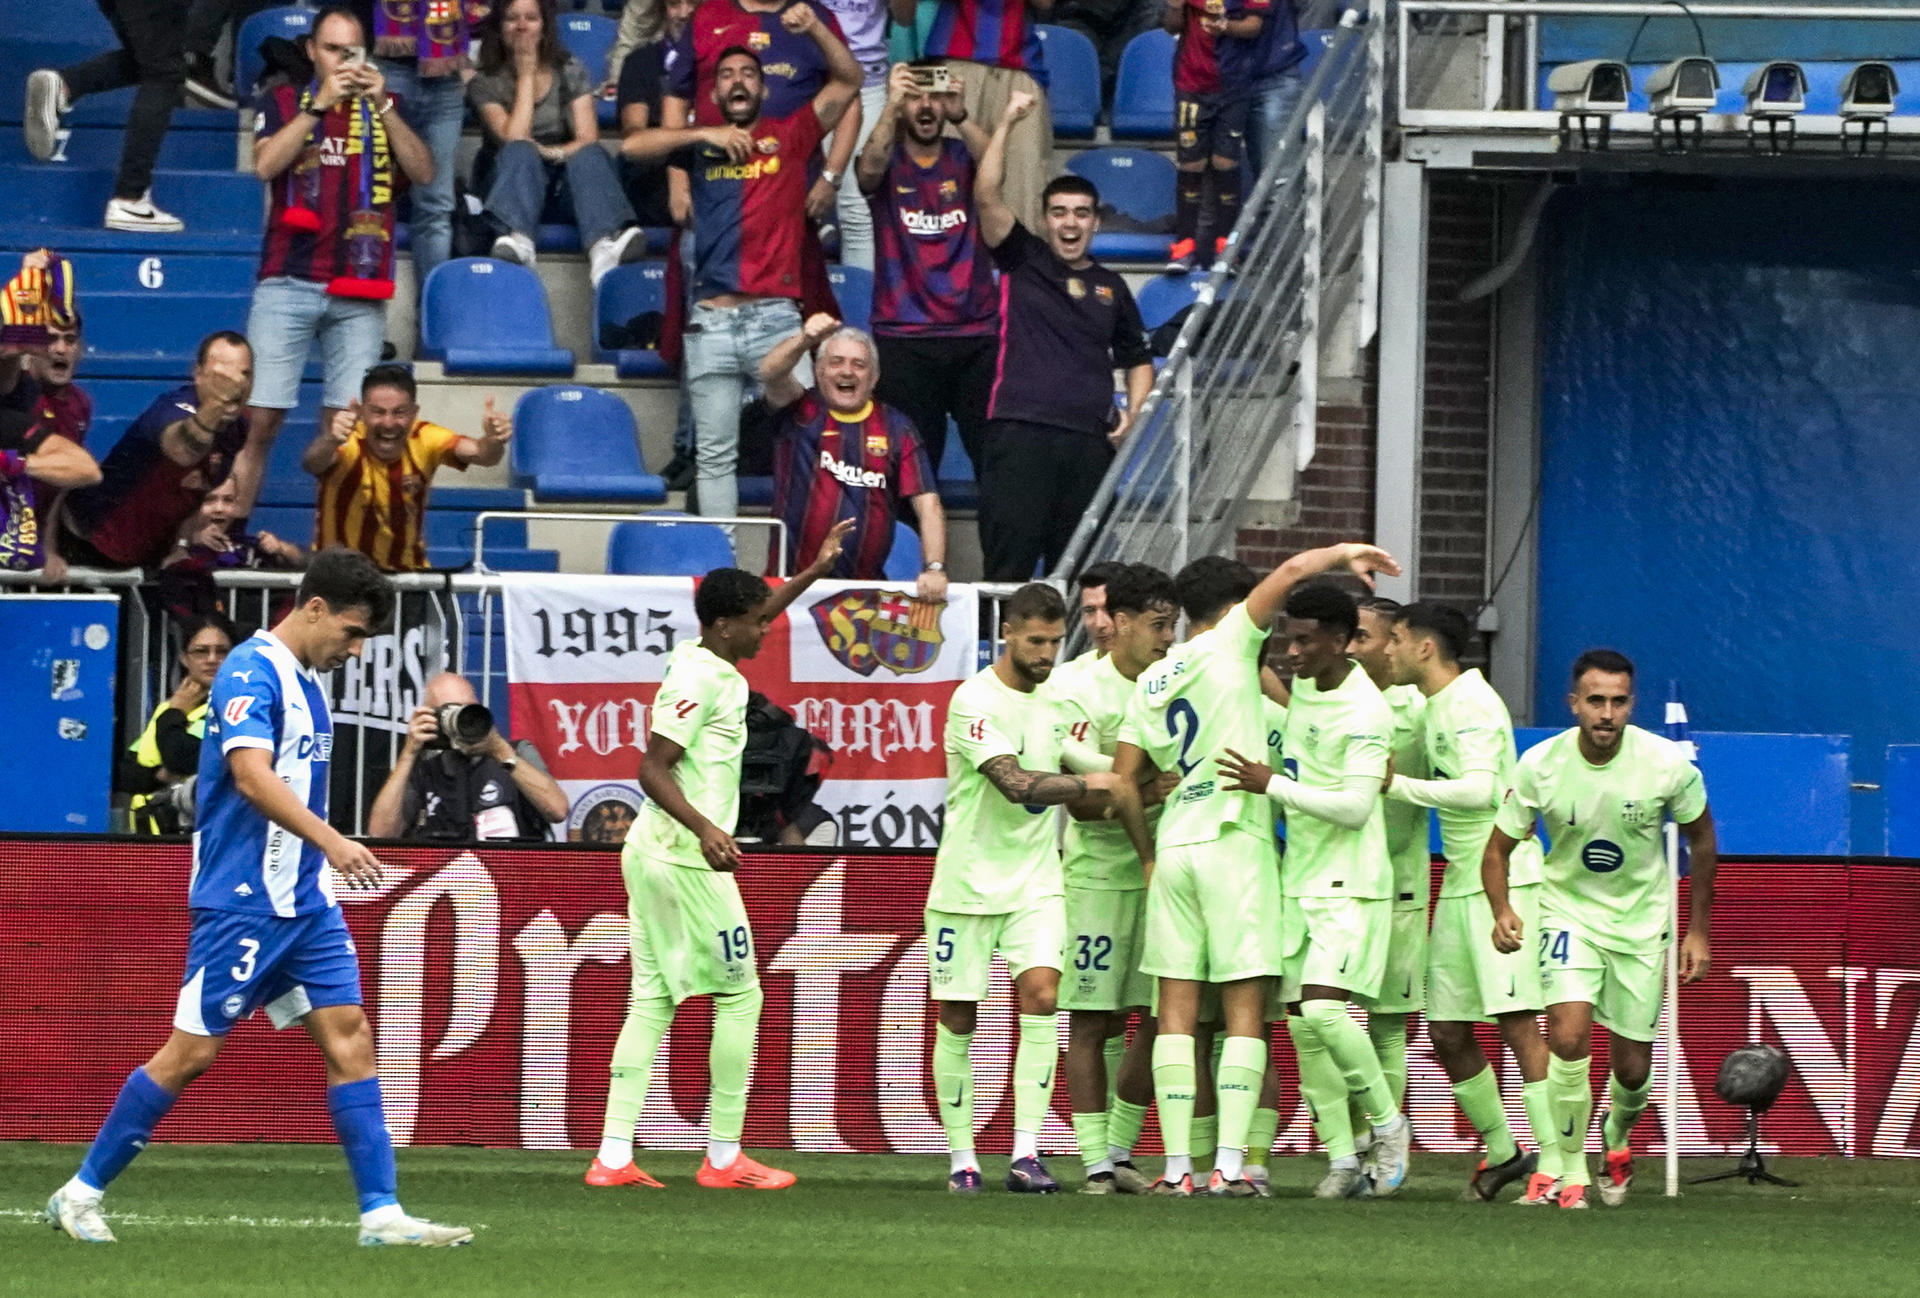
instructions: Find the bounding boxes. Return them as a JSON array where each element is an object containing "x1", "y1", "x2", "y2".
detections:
[
  {"x1": 1312, "y1": 1163, "x2": 1369, "y2": 1200},
  {"x1": 104, "y1": 191, "x2": 184, "y2": 233},
  {"x1": 357, "y1": 1212, "x2": 473, "y2": 1248},
  {"x1": 1369, "y1": 1113, "x2": 1411, "y2": 1197},
  {"x1": 491, "y1": 232, "x2": 536, "y2": 267},
  {"x1": 24, "y1": 69, "x2": 66, "y2": 162},
  {"x1": 1245, "y1": 1164, "x2": 1272, "y2": 1199},
  {"x1": 45, "y1": 1187, "x2": 115, "y2": 1243},
  {"x1": 588, "y1": 225, "x2": 645, "y2": 287}
]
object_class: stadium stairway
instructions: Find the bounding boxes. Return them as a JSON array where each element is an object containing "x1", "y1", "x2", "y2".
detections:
[{"x1": 0, "y1": 0, "x2": 1194, "y2": 582}]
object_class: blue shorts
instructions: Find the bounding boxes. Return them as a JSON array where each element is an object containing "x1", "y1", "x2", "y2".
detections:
[
  {"x1": 244, "y1": 274, "x2": 387, "y2": 411},
  {"x1": 172, "y1": 906, "x2": 363, "y2": 1037}
]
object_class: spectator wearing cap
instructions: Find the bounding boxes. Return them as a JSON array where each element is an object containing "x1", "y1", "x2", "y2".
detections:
[
  {"x1": 229, "y1": 5, "x2": 436, "y2": 518},
  {"x1": 302, "y1": 364, "x2": 513, "y2": 572},
  {"x1": 59, "y1": 331, "x2": 253, "y2": 572},
  {"x1": 0, "y1": 253, "x2": 98, "y2": 576},
  {"x1": 973, "y1": 93, "x2": 1152, "y2": 581},
  {"x1": 758, "y1": 312, "x2": 948, "y2": 597},
  {"x1": 628, "y1": 26, "x2": 862, "y2": 527},
  {"x1": 468, "y1": 0, "x2": 651, "y2": 282},
  {"x1": 900, "y1": 0, "x2": 1054, "y2": 233}
]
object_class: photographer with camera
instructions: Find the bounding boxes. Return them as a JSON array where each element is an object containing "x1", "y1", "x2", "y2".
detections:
[
  {"x1": 120, "y1": 614, "x2": 236, "y2": 835},
  {"x1": 366, "y1": 671, "x2": 568, "y2": 842}
]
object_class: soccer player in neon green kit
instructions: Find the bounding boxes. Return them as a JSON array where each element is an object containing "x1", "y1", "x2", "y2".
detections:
[
  {"x1": 928, "y1": 582, "x2": 1134, "y2": 1194},
  {"x1": 588, "y1": 521, "x2": 851, "y2": 1193},
  {"x1": 1217, "y1": 580, "x2": 1414, "y2": 1199},
  {"x1": 1113, "y1": 543, "x2": 1400, "y2": 1198},
  {"x1": 1056, "y1": 565, "x2": 1181, "y2": 1193},
  {"x1": 1345, "y1": 595, "x2": 1431, "y2": 1162},
  {"x1": 1484, "y1": 648, "x2": 1717, "y2": 1209},
  {"x1": 1383, "y1": 602, "x2": 1548, "y2": 1202}
]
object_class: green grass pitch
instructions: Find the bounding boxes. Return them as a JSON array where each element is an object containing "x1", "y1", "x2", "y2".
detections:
[{"x1": 6, "y1": 1144, "x2": 1919, "y2": 1298}]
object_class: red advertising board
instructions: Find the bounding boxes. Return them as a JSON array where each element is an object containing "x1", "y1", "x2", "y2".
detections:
[{"x1": 3, "y1": 839, "x2": 1918, "y2": 1160}]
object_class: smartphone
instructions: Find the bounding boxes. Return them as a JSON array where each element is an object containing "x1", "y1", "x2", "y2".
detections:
[
  {"x1": 342, "y1": 45, "x2": 367, "y2": 68},
  {"x1": 912, "y1": 64, "x2": 951, "y2": 94}
]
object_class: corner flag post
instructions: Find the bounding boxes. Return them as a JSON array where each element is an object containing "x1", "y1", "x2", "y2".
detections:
[{"x1": 1662, "y1": 682, "x2": 1696, "y2": 1199}]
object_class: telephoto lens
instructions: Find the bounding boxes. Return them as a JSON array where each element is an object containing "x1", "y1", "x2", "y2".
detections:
[{"x1": 435, "y1": 702, "x2": 493, "y2": 748}]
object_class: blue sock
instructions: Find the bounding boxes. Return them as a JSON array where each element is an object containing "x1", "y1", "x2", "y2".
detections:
[
  {"x1": 77, "y1": 1068, "x2": 177, "y2": 1193},
  {"x1": 327, "y1": 1078, "x2": 398, "y2": 1213}
]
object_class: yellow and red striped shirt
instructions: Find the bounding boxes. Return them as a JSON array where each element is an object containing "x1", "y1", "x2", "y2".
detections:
[{"x1": 314, "y1": 419, "x2": 461, "y2": 570}]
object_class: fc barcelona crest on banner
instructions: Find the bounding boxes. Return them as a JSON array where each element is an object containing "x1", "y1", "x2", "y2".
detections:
[{"x1": 810, "y1": 589, "x2": 944, "y2": 677}]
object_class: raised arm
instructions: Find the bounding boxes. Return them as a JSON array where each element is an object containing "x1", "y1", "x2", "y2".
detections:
[
  {"x1": 857, "y1": 64, "x2": 913, "y2": 194},
  {"x1": 975, "y1": 90, "x2": 1037, "y2": 248},
  {"x1": 302, "y1": 403, "x2": 355, "y2": 476},
  {"x1": 758, "y1": 313, "x2": 840, "y2": 410},
  {"x1": 793, "y1": 3, "x2": 862, "y2": 135},
  {"x1": 447, "y1": 396, "x2": 514, "y2": 469},
  {"x1": 22, "y1": 433, "x2": 100, "y2": 488},
  {"x1": 1244, "y1": 540, "x2": 1400, "y2": 631},
  {"x1": 763, "y1": 518, "x2": 857, "y2": 618}
]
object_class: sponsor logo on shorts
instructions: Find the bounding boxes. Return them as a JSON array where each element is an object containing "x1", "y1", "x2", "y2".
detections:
[{"x1": 221, "y1": 994, "x2": 245, "y2": 1019}]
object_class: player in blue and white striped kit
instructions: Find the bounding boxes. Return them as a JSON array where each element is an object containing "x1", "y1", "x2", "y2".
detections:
[{"x1": 45, "y1": 547, "x2": 471, "y2": 1249}]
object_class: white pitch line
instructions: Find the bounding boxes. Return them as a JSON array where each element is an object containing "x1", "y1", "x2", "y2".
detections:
[{"x1": 5, "y1": 1207, "x2": 356, "y2": 1230}]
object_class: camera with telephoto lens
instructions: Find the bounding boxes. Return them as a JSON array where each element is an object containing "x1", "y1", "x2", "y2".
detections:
[{"x1": 434, "y1": 702, "x2": 493, "y2": 750}]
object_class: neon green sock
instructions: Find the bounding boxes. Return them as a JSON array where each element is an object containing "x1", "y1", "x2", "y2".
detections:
[
  {"x1": 1548, "y1": 1054, "x2": 1595, "y2": 1187},
  {"x1": 1103, "y1": 1034, "x2": 1126, "y2": 1107},
  {"x1": 1301, "y1": 1000, "x2": 1399, "y2": 1125},
  {"x1": 1215, "y1": 1037, "x2": 1264, "y2": 1158},
  {"x1": 933, "y1": 1024, "x2": 975, "y2": 1153},
  {"x1": 1604, "y1": 1074, "x2": 1652, "y2": 1152},
  {"x1": 1368, "y1": 1013, "x2": 1410, "y2": 1108},
  {"x1": 1191, "y1": 1112, "x2": 1218, "y2": 1157},
  {"x1": 1108, "y1": 1097, "x2": 1149, "y2": 1160},
  {"x1": 706, "y1": 986, "x2": 762, "y2": 1144},
  {"x1": 1453, "y1": 1065, "x2": 1518, "y2": 1165},
  {"x1": 600, "y1": 995, "x2": 672, "y2": 1145},
  {"x1": 1072, "y1": 1110, "x2": 1110, "y2": 1171},
  {"x1": 1522, "y1": 1079, "x2": 1560, "y2": 1181},
  {"x1": 1245, "y1": 1106, "x2": 1280, "y2": 1169},
  {"x1": 1013, "y1": 1015, "x2": 1058, "y2": 1138},
  {"x1": 1287, "y1": 1014, "x2": 1354, "y2": 1160},
  {"x1": 1151, "y1": 1034, "x2": 1196, "y2": 1159}
]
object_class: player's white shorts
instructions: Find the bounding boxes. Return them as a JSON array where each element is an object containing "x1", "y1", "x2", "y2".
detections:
[
  {"x1": 1539, "y1": 926, "x2": 1663, "y2": 1042},
  {"x1": 1060, "y1": 885, "x2": 1153, "y2": 1012},
  {"x1": 926, "y1": 893, "x2": 1066, "y2": 1002},
  {"x1": 1355, "y1": 903, "x2": 1429, "y2": 1015},
  {"x1": 1278, "y1": 893, "x2": 1391, "y2": 1005}
]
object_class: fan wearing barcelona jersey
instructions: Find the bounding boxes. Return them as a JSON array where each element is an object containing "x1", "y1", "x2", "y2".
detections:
[
  {"x1": 631, "y1": 18, "x2": 861, "y2": 534},
  {"x1": 759, "y1": 311, "x2": 949, "y2": 598}
]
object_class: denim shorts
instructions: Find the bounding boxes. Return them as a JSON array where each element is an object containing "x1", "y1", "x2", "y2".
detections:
[{"x1": 245, "y1": 275, "x2": 388, "y2": 411}]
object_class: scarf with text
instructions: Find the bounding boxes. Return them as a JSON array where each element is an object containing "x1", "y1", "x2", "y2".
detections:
[{"x1": 374, "y1": 0, "x2": 492, "y2": 78}]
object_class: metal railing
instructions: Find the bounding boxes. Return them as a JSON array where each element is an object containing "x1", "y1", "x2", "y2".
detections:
[
  {"x1": 1398, "y1": 2, "x2": 1920, "y2": 130},
  {"x1": 470, "y1": 511, "x2": 790, "y2": 576},
  {"x1": 1053, "y1": 5, "x2": 1386, "y2": 579}
]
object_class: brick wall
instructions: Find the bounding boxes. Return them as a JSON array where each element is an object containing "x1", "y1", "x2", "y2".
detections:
[{"x1": 1235, "y1": 177, "x2": 1500, "y2": 604}]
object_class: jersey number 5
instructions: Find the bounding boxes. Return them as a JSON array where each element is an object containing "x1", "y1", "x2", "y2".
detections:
[{"x1": 1166, "y1": 699, "x2": 1201, "y2": 776}]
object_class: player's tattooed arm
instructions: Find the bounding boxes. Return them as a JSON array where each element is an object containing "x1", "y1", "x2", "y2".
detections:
[{"x1": 980, "y1": 755, "x2": 1120, "y2": 807}]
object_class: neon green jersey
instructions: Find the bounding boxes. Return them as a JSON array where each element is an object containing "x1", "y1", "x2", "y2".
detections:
[
  {"x1": 1381, "y1": 683, "x2": 1433, "y2": 908},
  {"x1": 1421, "y1": 668, "x2": 1544, "y2": 896},
  {"x1": 930, "y1": 665, "x2": 1067, "y2": 913},
  {"x1": 1120, "y1": 602, "x2": 1273, "y2": 851},
  {"x1": 1264, "y1": 698, "x2": 1288, "y2": 767},
  {"x1": 633, "y1": 641, "x2": 746, "y2": 868},
  {"x1": 1058, "y1": 652, "x2": 1153, "y2": 891},
  {"x1": 1279, "y1": 662, "x2": 1392, "y2": 899},
  {"x1": 1494, "y1": 724, "x2": 1707, "y2": 953}
]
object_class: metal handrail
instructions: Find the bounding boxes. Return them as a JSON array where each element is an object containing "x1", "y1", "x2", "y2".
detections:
[{"x1": 1052, "y1": 5, "x2": 1383, "y2": 581}]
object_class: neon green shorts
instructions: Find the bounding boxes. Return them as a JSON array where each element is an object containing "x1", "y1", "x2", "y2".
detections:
[
  {"x1": 621, "y1": 842, "x2": 758, "y2": 1005},
  {"x1": 1060, "y1": 885, "x2": 1153, "y2": 1012},
  {"x1": 925, "y1": 893, "x2": 1066, "y2": 1002},
  {"x1": 1539, "y1": 926, "x2": 1664, "y2": 1042},
  {"x1": 1426, "y1": 885, "x2": 1545, "y2": 1023},
  {"x1": 1279, "y1": 893, "x2": 1391, "y2": 1004},
  {"x1": 1356, "y1": 904, "x2": 1429, "y2": 1014},
  {"x1": 1141, "y1": 825, "x2": 1283, "y2": 984}
]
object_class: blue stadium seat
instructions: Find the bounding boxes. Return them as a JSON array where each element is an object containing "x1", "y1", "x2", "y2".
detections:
[
  {"x1": 511, "y1": 384, "x2": 666, "y2": 502},
  {"x1": 1110, "y1": 30, "x2": 1175, "y2": 139},
  {"x1": 828, "y1": 264, "x2": 875, "y2": 332},
  {"x1": 0, "y1": 165, "x2": 260, "y2": 237},
  {"x1": 237, "y1": 6, "x2": 316, "y2": 103},
  {"x1": 1037, "y1": 26, "x2": 1100, "y2": 138},
  {"x1": 594, "y1": 260, "x2": 672, "y2": 378},
  {"x1": 558, "y1": 12, "x2": 618, "y2": 124},
  {"x1": 419, "y1": 258, "x2": 576, "y2": 375},
  {"x1": 935, "y1": 422, "x2": 978, "y2": 511},
  {"x1": 606, "y1": 515, "x2": 734, "y2": 576},
  {"x1": 1067, "y1": 147, "x2": 1174, "y2": 260},
  {"x1": 1136, "y1": 269, "x2": 1204, "y2": 330},
  {"x1": 882, "y1": 520, "x2": 923, "y2": 583},
  {"x1": 80, "y1": 290, "x2": 266, "y2": 379}
]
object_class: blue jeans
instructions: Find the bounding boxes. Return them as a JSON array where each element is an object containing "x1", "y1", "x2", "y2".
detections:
[
  {"x1": 1248, "y1": 71, "x2": 1308, "y2": 180},
  {"x1": 485, "y1": 140, "x2": 636, "y2": 251},
  {"x1": 377, "y1": 59, "x2": 465, "y2": 288},
  {"x1": 244, "y1": 275, "x2": 386, "y2": 410},
  {"x1": 684, "y1": 297, "x2": 807, "y2": 524}
]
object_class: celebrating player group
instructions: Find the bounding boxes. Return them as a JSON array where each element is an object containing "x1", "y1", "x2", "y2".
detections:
[{"x1": 45, "y1": 534, "x2": 1716, "y2": 1249}]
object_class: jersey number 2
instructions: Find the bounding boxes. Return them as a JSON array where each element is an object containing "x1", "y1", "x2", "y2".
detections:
[{"x1": 1166, "y1": 699, "x2": 1201, "y2": 776}]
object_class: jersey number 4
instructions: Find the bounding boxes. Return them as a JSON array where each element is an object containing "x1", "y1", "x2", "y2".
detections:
[{"x1": 1166, "y1": 699, "x2": 1201, "y2": 776}]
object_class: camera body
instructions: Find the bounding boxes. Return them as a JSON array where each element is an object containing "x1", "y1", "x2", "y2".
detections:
[{"x1": 434, "y1": 702, "x2": 494, "y2": 751}]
